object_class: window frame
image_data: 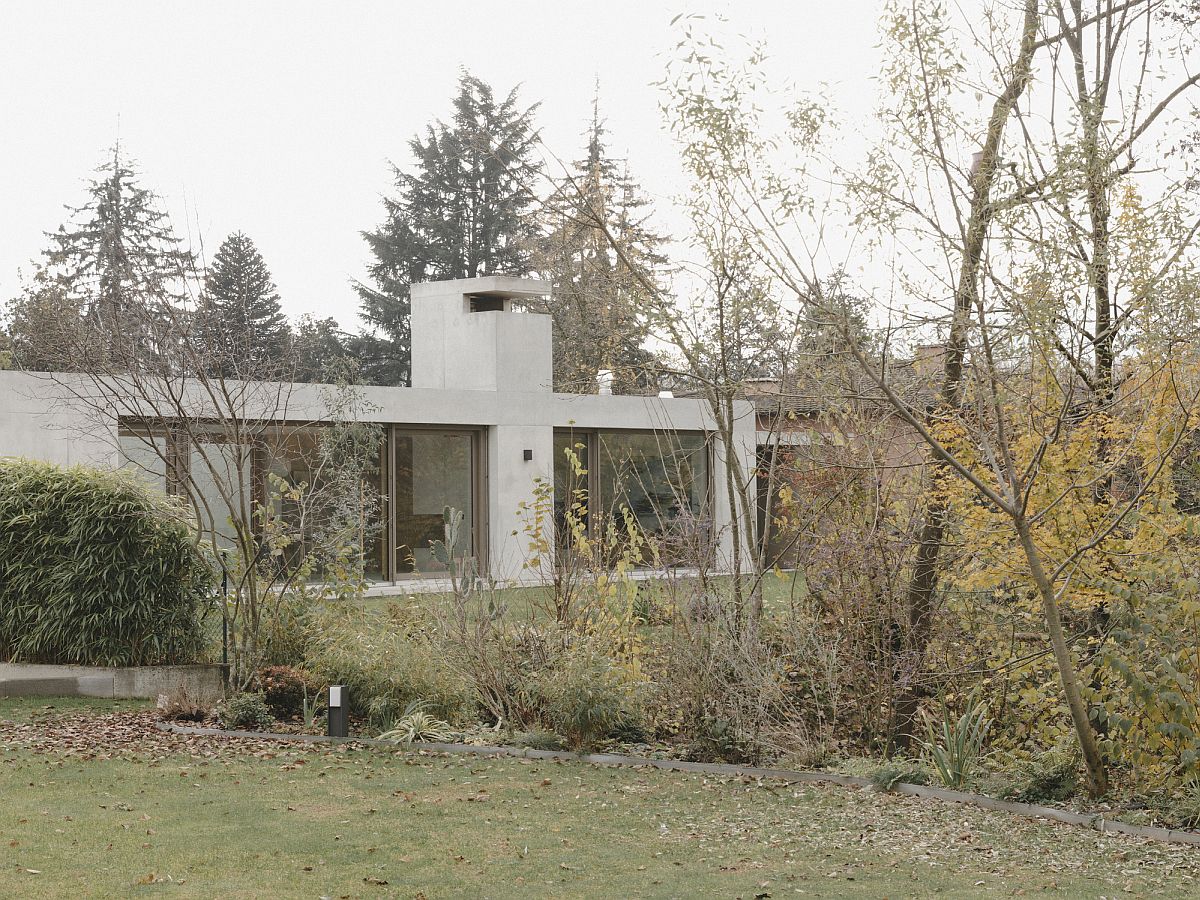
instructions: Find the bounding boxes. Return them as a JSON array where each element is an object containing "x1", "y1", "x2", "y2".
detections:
[
  {"x1": 117, "y1": 418, "x2": 392, "y2": 578},
  {"x1": 552, "y1": 426, "x2": 713, "y2": 564},
  {"x1": 387, "y1": 424, "x2": 487, "y2": 580}
]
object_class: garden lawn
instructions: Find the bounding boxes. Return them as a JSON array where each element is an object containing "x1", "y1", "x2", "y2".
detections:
[
  {"x1": 361, "y1": 571, "x2": 809, "y2": 619},
  {"x1": 2, "y1": 699, "x2": 1198, "y2": 899}
]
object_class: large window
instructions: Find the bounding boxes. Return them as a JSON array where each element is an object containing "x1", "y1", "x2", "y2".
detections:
[
  {"x1": 554, "y1": 428, "x2": 711, "y2": 563},
  {"x1": 188, "y1": 437, "x2": 253, "y2": 550},
  {"x1": 261, "y1": 427, "x2": 387, "y2": 579},
  {"x1": 116, "y1": 420, "x2": 486, "y2": 580},
  {"x1": 553, "y1": 430, "x2": 590, "y2": 541},
  {"x1": 117, "y1": 422, "x2": 387, "y2": 578},
  {"x1": 392, "y1": 428, "x2": 480, "y2": 575},
  {"x1": 598, "y1": 432, "x2": 709, "y2": 536},
  {"x1": 118, "y1": 431, "x2": 169, "y2": 494}
]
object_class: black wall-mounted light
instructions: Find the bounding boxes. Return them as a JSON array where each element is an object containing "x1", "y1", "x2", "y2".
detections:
[{"x1": 523, "y1": 448, "x2": 533, "y2": 461}]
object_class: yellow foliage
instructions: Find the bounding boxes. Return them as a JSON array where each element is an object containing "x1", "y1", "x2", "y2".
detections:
[{"x1": 937, "y1": 355, "x2": 1200, "y2": 783}]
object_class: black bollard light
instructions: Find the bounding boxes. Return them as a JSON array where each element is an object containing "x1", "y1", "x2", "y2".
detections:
[{"x1": 327, "y1": 684, "x2": 349, "y2": 738}]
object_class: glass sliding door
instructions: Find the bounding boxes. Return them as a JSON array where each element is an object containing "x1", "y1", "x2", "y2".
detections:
[
  {"x1": 597, "y1": 431, "x2": 710, "y2": 537},
  {"x1": 117, "y1": 419, "x2": 392, "y2": 578},
  {"x1": 552, "y1": 428, "x2": 711, "y2": 565},
  {"x1": 393, "y1": 428, "x2": 479, "y2": 575},
  {"x1": 261, "y1": 426, "x2": 387, "y2": 579},
  {"x1": 553, "y1": 429, "x2": 590, "y2": 555}
]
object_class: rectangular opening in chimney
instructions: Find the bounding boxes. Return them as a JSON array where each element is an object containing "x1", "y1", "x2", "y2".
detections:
[{"x1": 469, "y1": 295, "x2": 506, "y2": 312}]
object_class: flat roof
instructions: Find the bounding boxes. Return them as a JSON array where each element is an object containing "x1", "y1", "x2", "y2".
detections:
[{"x1": 409, "y1": 275, "x2": 551, "y2": 299}]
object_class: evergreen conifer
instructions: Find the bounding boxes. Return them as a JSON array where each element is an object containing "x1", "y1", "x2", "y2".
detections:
[
  {"x1": 195, "y1": 231, "x2": 291, "y2": 377},
  {"x1": 356, "y1": 72, "x2": 541, "y2": 384}
]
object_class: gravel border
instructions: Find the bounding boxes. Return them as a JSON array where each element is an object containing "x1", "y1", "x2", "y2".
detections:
[{"x1": 155, "y1": 721, "x2": 1200, "y2": 848}]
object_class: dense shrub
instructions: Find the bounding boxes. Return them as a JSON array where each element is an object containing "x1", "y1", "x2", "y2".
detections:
[
  {"x1": 1164, "y1": 787, "x2": 1200, "y2": 830},
  {"x1": 438, "y1": 620, "x2": 560, "y2": 730},
  {"x1": 649, "y1": 610, "x2": 795, "y2": 765},
  {"x1": 1006, "y1": 750, "x2": 1079, "y2": 803},
  {"x1": 258, "y1": 665, "x2": 319, "y2": 718},
  {"x1": 685, "y1": 715, "x2": 758, "y2": 764},
  {"x1": 0, "y1": 458, "x2": 213, "y2": 666},
  {"x1": 304, "y1": 606, "x2": 474, "y2": 727},
  {"x1": 218, "y1": 693, "x2": 275, "y2": 731},
  {"x1": 378, "y1": 700, "x2": 456, "y2": 743},
  {"x1": 530, "y1": 642, "x2": 645, "y2": 750},
  {"x1": 511, "y1": 729, "x2": 567, "y2": 751},
  {"x1": 773, "y1": 458, "x2": 919, "y2": 750},
  {"x1": 260, "y1": 596, "x2": 311, "y2": 668},
  {"x1": 870, "y1": 763, "x2": 931, "y2": 791}
]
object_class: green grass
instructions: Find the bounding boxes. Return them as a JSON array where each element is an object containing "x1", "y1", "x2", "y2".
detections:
[
  {"x1": 360, "y1": 570, "x2": 808, "y2": 620},
  {"x1": 1, "y1": 698, "x2": 1197, "y2": 898},
  {"x1": 360, "y1": 584, "x2": 551, "y2": 619},
  {"x1": 0, "y1": 696, "x2": 151, "y2": 722}
]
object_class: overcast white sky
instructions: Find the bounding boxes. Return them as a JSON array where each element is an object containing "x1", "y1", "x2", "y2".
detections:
[{"x1": 0, "y1": 0, "x2": 882, "y2": 329}]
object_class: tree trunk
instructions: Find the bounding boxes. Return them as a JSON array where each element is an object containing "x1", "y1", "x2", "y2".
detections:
[
  {"x1": 889, "y1": 0, "x2": 1042, "y2": 751},
  {"x1": 1061, "y1": 0, "x2": 1116, "y2": 738},
  {"x1": 887, "y1": 498, "x2": 949, "y2": 752},
  {"x1": 1014, "y1": 517, "x2": 1109, "y2": 795}
]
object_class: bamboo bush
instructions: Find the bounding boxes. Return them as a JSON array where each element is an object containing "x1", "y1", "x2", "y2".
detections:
[{"x1": 0, "y1": 458, "x2": 212, "y2": 666}]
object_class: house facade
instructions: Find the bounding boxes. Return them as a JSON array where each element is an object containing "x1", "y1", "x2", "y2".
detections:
[{"x1": 0, "y1": 276, "x2": 757, "y2": 586}]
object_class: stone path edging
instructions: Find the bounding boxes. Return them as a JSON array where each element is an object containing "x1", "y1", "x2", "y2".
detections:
[{"x1": 155, "y1": 721, "x2": 1200, "y2": 848}]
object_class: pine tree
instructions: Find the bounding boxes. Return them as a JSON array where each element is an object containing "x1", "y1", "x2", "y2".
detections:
[
  {"x1": 194, "y1": 232, "x2": 291, "y2": 377},
  {"x1": 293, "y1": 314, "x2": 348, "y2": 382},
  {"x1": 45, "y1": 145, "x2": 195, "y2": 363},
  {"x1": 533, "y1": 96, "x2": 666, "y2": 393},
  {"x1": 355, "y1": 72, "x2": 542, "y2": 385}
]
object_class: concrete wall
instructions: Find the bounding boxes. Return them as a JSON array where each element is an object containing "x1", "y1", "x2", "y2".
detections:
[
  {"x1": 0, "y1": 372, "x2": 734, "y2": 433},
  {"x1": 0, "y1": 663, "x2": 226, "y2": 702},
  {"x1": 0, "y1": 277, "x2": 758, "y2": 585},
  {"x1": 0, "y1": 374, "x2": 756, "y2": 585},
  {"x1": 488, "y1": 423, "x2": 555, "y2": 580},
  {"x1": 411, "y1": 276, "x2": 553, "y2": 393},
  {"x1": 0, "y1": 372, "x2": 115, "y2": 468}
]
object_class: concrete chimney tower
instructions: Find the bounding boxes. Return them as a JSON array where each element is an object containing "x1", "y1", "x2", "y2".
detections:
[{"x1": 409, "y1": 276, "x2": 552, "y2": 391}]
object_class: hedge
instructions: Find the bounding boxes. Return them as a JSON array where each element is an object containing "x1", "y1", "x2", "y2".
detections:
[{"x1": 0, "y1": 457, "x2": 213, "y2": 666}]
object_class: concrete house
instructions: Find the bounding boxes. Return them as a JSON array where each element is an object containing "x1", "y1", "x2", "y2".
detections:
[{"x1": 0, "y1": 276, "x2": 757, "y2": 586}]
